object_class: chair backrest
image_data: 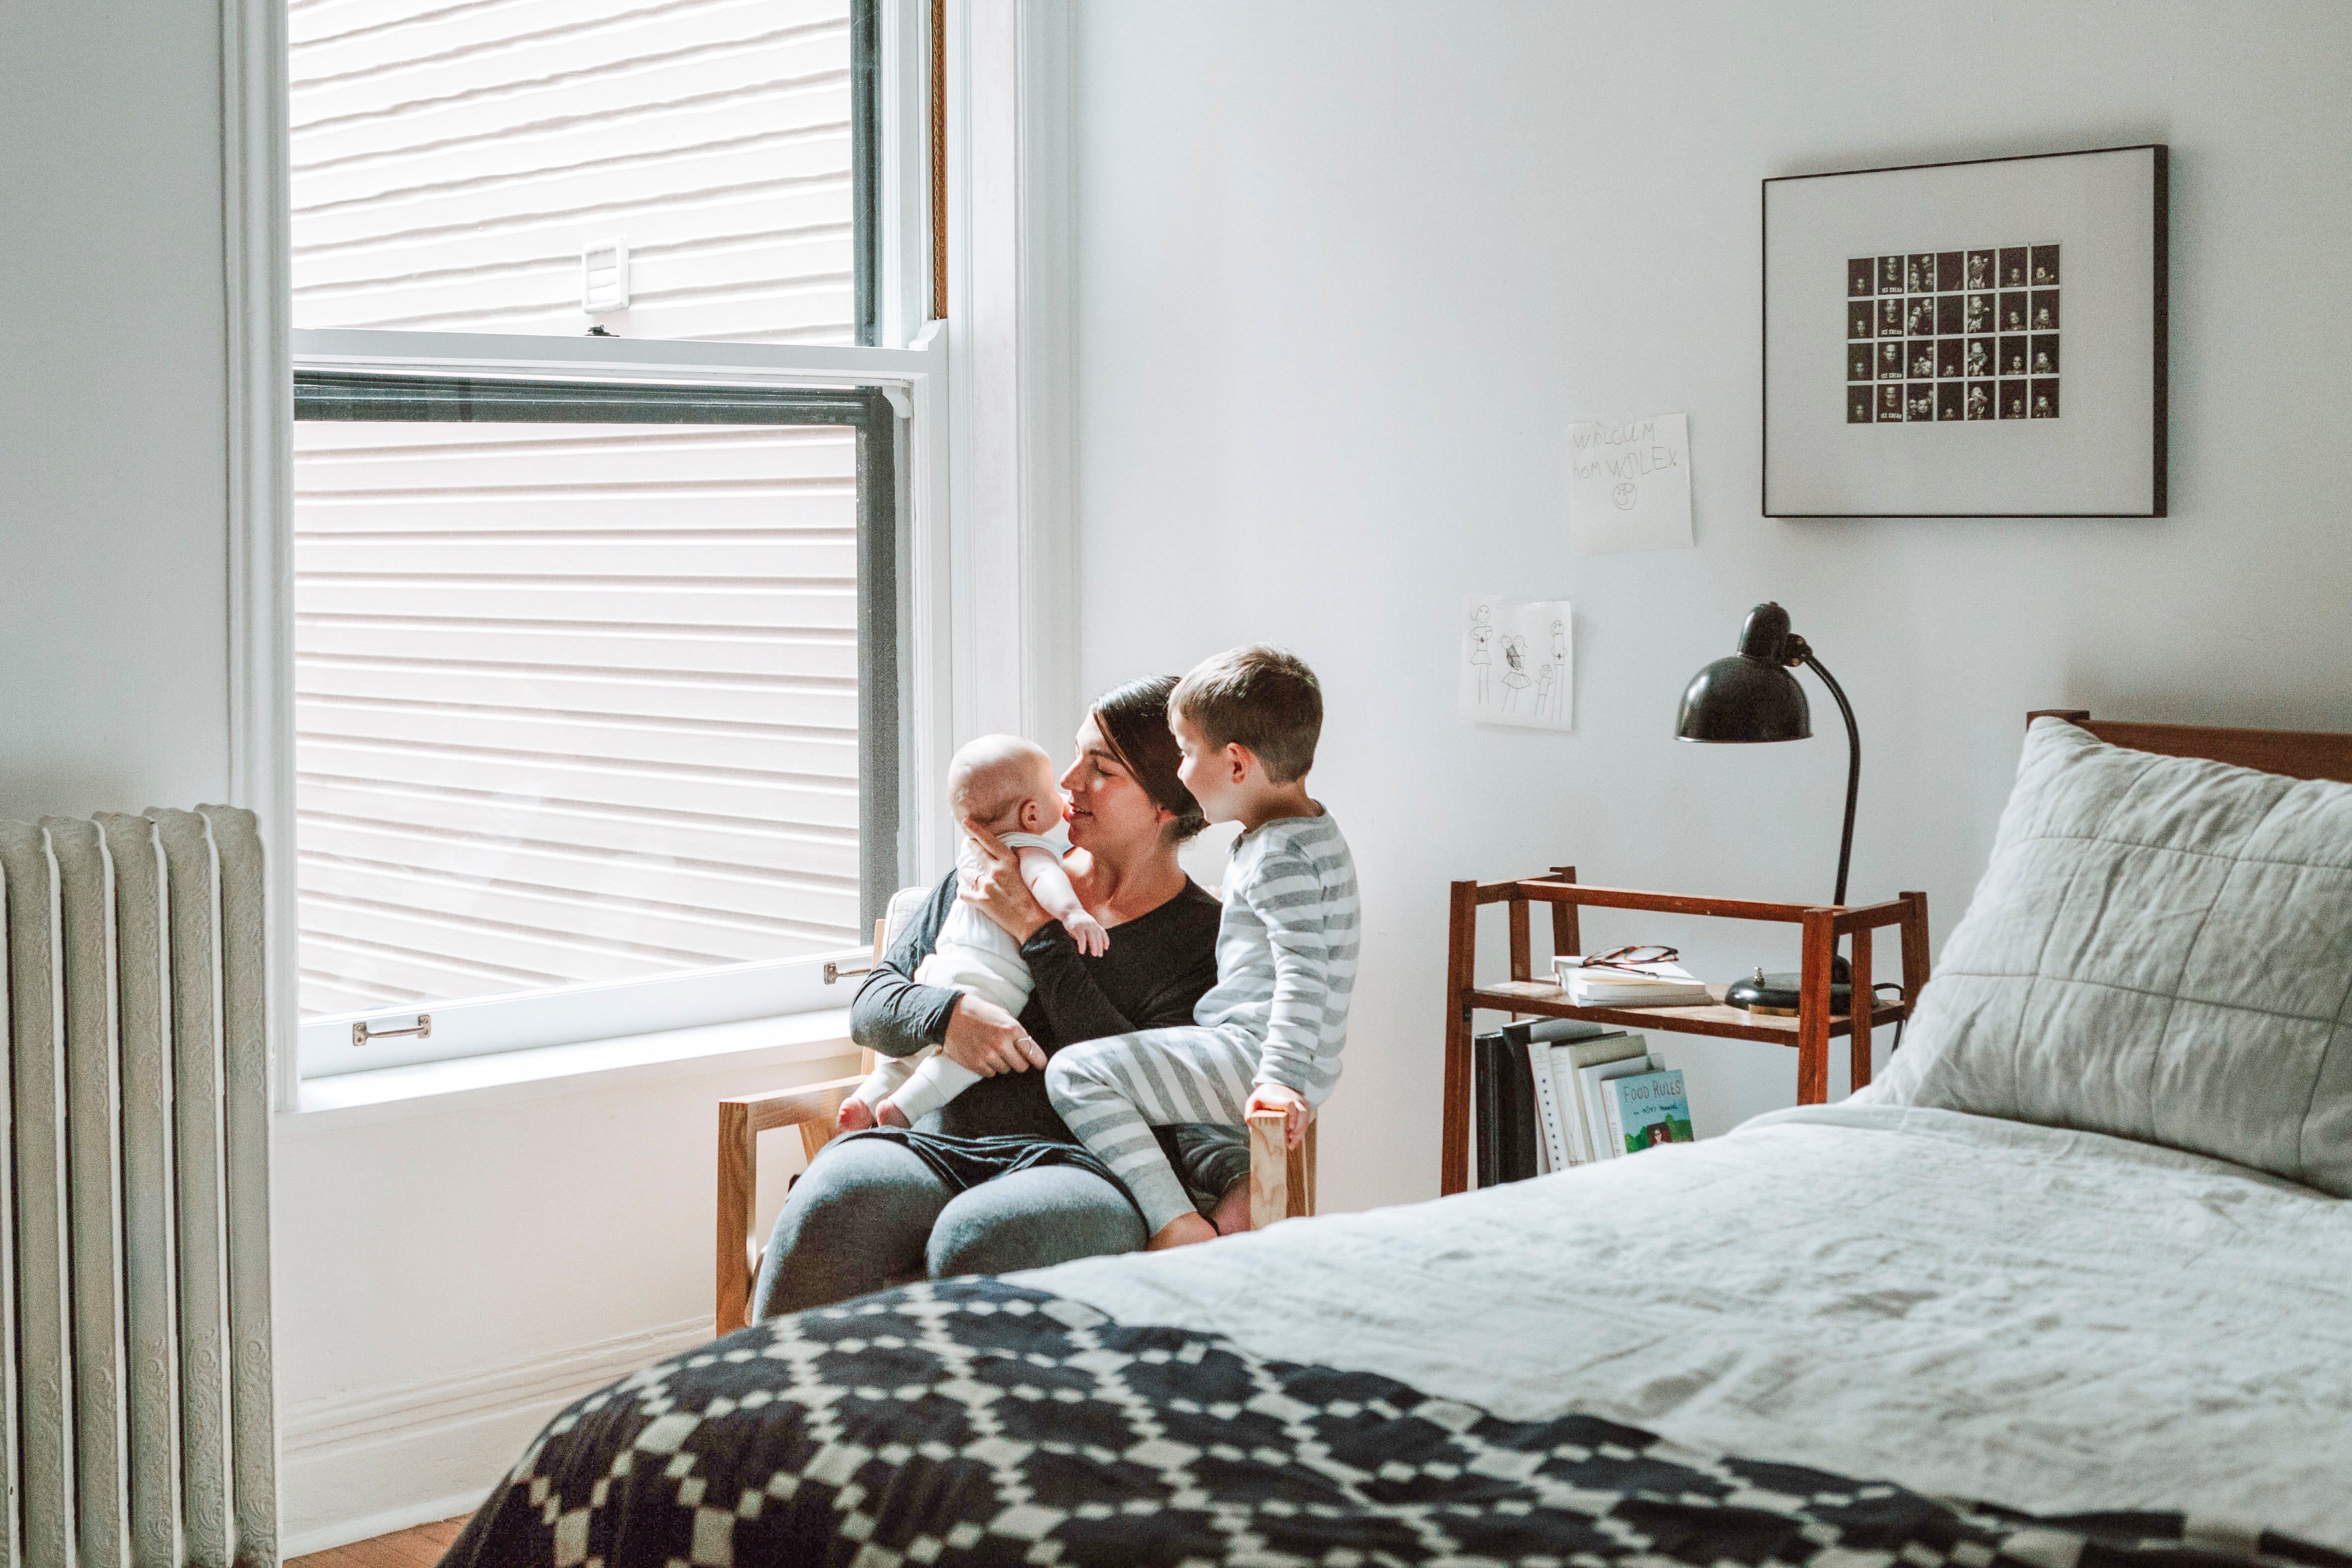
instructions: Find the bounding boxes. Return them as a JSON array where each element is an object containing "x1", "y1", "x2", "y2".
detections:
[
  {"x1": 858, "y1": 885, "x2": 931, "y2": 1073},
  {"x1": 881, "y1": 885, "x2": 929, "y2": 951}
]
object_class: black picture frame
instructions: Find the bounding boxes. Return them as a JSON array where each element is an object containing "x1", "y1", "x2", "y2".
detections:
[{"x1": 1764, "y1": 144, "x2": 2167, "y2": 518}]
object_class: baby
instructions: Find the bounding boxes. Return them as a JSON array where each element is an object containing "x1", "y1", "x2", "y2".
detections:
[{"x1": 838, "y1": 734, "x2": 1105, "y2": 1130}]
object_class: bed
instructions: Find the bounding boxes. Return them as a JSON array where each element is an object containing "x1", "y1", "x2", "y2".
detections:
[{"x1": 443, "y1": 712, "x2": 2352, "y2": 1567}]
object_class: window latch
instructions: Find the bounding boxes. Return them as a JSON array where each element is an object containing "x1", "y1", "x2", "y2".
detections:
[
  {"x1": 822, "y1": 962, "x2": 872, "y2": 986},
  {"x1": 353, "y1": 1013, "x2": 432, "y2": 1047}
]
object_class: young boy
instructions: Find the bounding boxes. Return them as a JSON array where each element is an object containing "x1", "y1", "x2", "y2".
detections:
[
  {"x1": 1043, "y1": 646, "x2": 1359, "y2": 1249},
  {"x1": 838, "y1": 734, "x2": 1106, "y2": 1131}
]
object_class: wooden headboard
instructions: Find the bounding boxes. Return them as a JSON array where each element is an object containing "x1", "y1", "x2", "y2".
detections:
[{"x1": 2029, "y1": 710, "x2": 2352, "y2": 785}]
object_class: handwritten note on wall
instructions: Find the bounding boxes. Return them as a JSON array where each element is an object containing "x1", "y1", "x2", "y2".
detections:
[
  {"x1": 1461, "y1": 595, "x2": 1572, "y2": 732},
  {"x1": 1567, "y1": 412, "x2": 1694, "y2": 556}
]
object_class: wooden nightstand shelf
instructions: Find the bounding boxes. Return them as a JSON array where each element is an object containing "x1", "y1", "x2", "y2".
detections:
[{"x1": 1441, "y1": 867, "x2": 1930, "y2": 1195}]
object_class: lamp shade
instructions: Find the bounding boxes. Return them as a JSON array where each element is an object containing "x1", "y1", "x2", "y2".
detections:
[{"x1": 1675, "y1": 602, "x2": 1812, "y2": 743}]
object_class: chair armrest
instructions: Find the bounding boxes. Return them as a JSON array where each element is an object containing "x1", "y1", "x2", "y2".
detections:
[
  {"x1": 1247, "y1": 1111, "x2": 1288, "y2": 1228},
  {"x1": 717, "y1": 1072, "x2": 866, "y2": 1339},
  {"x1": 1246, "y1": 1112, "x2": 1319, "y2": 1231},
  {"x1": 726, "y1": 1076, "x2": 866, "y2": 1141}
]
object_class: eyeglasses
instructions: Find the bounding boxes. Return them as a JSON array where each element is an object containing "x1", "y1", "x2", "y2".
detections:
[{"x1": 1573, "y1": 944, "x2": 1679, "y2": 972}]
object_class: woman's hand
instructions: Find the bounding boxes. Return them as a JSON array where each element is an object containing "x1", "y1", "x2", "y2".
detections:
[
  {"x1": 959, "y1": 819, "x2": 1055, "y2": 944},
  {"x1": 940, "y1": 993, "x2": 1047, "y2": 1077}
]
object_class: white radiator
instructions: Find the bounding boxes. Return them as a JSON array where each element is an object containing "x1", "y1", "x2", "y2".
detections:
[{"x1": 0, "y1": 807, "x2": 277, "y2": 1567}]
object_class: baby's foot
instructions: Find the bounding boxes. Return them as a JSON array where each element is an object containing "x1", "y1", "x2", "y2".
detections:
[
  {"x1": 834, "y1": 1097, "x2": 877, "y2": 1133},
  {"x1": 876, "y1": 1101, "x2": 911, "y2": 1128}
]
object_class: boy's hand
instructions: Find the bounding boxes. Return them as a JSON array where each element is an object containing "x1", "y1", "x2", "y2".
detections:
[
  {"x1": 835, "y1": 1096, "x2": 877, "y2": 1134},
  {"x1": 1245, "y1": 1082, "x2": 1311, "y2": 1150},
  {"x1": 1065, "y1": 910, "x2": 1110, "y2": 958}
]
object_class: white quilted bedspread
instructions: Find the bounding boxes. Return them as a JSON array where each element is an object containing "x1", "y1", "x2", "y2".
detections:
[{"x1": 1027, "y1": 1103, "x2": 2352, "y2": 1549}]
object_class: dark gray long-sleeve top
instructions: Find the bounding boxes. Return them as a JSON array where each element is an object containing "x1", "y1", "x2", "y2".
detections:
[{"x1": 850, "y1": 869, "x2": 1250, "y2": 1191}]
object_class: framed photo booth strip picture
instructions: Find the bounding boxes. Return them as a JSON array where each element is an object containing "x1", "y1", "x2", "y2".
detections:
[{"x1": 1764, "y1": 145, "x2": 2166, "y2": 518}]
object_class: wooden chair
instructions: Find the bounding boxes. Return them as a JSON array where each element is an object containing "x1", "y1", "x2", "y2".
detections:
[{"x1": 715, "y1": 893, "x2": 1318, "y2": 1337}]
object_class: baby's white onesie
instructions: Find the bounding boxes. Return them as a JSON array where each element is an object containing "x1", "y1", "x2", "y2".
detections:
[{"x1": 854, "y1": 830, "x2": 1065, "y2": 1123}]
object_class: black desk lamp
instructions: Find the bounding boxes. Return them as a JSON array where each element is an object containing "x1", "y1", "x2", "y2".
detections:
[{"x1": 1675, "y1": 602, "x2": 1858, "y2": 1014}]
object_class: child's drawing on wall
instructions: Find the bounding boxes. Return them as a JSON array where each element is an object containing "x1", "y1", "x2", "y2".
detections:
[
  {"x1": 1461, "y1": 595, "x2": 1573, "y2": 732},
  {"x1": 1468, "y1": 603, "x2": 1494, "y2": 703}
]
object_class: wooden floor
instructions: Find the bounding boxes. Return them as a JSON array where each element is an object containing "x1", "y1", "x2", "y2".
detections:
[{"x1": 289, "y1": 1514, "x2": 469, "y2": 1568}]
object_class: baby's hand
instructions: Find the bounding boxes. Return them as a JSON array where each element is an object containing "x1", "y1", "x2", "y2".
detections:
[
  {"x1": 877, "y1": 1101, "x2": 911, "y2": 1128},
  {"x1": 1065, "y1": 910, "x2": 1110, "y2": 958},
  {"x1": 835, "y1": 1096, "x2": 877, "y2": 1133}
]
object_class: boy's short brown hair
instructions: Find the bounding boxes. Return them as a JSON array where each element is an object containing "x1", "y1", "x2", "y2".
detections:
[{"x1": 1171, "y1": 645, "x2": 1323, "y2": 783}]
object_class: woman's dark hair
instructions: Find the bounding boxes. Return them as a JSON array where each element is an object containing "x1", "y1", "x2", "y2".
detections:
[{"x1": 1092, "y1": 674, "x2": 1208, "y2": 843}]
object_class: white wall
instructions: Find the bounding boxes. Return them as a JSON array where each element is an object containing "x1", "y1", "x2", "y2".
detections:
[
  {"x1": 1070, "y1": 0, "x2": 2352, "y2": 1213},
  {"x1": 0, "y1": 1, "x2": 232, "y2": 818},
  {"x1": 271, "y1": 1042, "x2": 854, "y2": 1544}
]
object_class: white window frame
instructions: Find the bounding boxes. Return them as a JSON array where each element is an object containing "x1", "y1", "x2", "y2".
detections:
[
  {"x1": 229, "y1": 0, "x2": 1073, "y2": 1109},
  {"x1": 285, "y1": 330, "x2": 946, "y2": 1081}
]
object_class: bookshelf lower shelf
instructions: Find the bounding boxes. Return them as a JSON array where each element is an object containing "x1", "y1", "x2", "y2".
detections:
[
  {"x1": 1442, "y1": 869, "x2": 1933, "y2": 1195},
  {"x1": 1468, "y1": 980, "x2": 1909, "y2": 1047}
]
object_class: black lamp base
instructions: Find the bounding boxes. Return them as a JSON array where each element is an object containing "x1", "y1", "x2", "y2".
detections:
[{"x1": 1726, "y1": 955, "x2": 1852, "y2": 1016}]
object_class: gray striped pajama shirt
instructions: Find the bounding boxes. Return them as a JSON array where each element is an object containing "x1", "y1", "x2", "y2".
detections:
[{"x1": 1045, "y1": 811, "x2": 1359, "y2": 1232}]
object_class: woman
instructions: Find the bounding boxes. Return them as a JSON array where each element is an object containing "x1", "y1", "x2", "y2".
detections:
[{"x1": 749, "y1": 675, "x2": 1250, "y2": 1316}]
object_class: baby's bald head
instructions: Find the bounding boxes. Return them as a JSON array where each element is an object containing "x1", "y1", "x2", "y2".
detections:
[{"x1": 949, "y1": 734, "x2": 1063, "y2": 833}]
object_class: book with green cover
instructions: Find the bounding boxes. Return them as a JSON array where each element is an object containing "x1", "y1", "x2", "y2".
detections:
[
  {"x1": 1604, "y1": 1069, "x2": 1693, "y2": 1154},
  {"x1": 1573, "y1": 1049, "x2": 1654, "y2": 1160}
]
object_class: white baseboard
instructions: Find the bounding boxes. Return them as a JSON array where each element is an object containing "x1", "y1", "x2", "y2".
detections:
[{"x1": 281, "y1": 1313, "x2": 710, "y2": 1555}]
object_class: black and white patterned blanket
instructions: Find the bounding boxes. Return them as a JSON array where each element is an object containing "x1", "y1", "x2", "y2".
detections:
[{"x1": 442, "y1": 1279, "x2": 2346, "y2": 1568}]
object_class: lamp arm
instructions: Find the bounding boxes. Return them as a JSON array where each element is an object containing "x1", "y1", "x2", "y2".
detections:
[{"x1": 1799, "y1": 650, "x2": 1860, "y2": 908}]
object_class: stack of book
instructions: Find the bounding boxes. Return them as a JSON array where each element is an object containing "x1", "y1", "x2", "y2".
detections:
[
  {"x1": 1472, "y1": 1019, "x2": 1696, "y2": 1186},
  {"x1": 1552, "y1": 954, "x2": 1714, "y2": 1007}
]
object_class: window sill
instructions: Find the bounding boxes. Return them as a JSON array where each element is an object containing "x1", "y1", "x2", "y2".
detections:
[{"x1": 286, "y1": 1008, "x2": 859, "y2": 1128}]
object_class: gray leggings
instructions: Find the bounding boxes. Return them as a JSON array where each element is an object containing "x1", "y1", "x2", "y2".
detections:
[{"x1": 747, "y1": 1136, "x2": 1147, "y2": 1319}]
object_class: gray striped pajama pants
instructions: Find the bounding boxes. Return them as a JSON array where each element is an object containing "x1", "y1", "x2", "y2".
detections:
[{"x1": 1044, "y1": 1025, "x2": 1272, "y2": 1234}]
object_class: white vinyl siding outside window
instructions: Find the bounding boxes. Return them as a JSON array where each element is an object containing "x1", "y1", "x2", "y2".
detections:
[{"x1": 288, "y1": 0, "x2": 866, "y2": 343}]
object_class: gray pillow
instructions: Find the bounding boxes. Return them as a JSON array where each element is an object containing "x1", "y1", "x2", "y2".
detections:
[{"x1": 1860, "y1": 717, "x2": 2352, "y2": 1195}]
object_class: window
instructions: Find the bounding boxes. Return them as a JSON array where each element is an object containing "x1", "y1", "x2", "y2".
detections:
[
  {"x1": 286, "y1": 0, "x2": 925, "y2": 1079},
  {"x1": 288, "y1": 0, "x2": 880, "y2": 344}
]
